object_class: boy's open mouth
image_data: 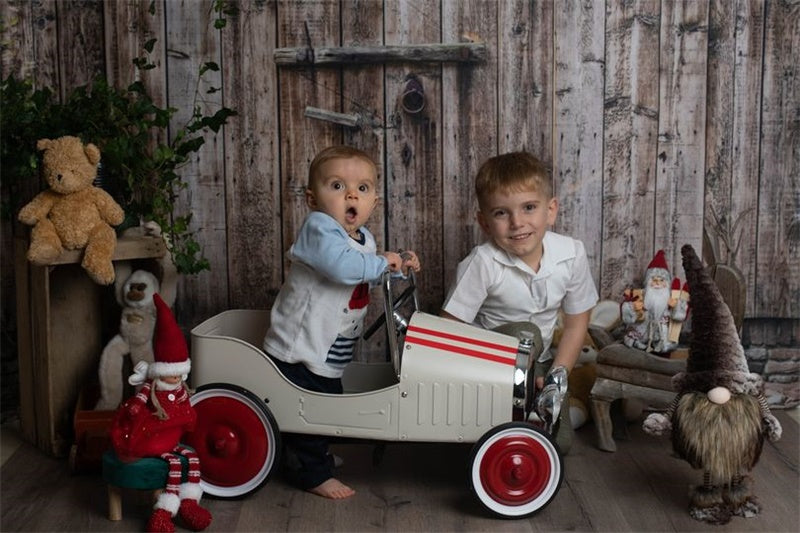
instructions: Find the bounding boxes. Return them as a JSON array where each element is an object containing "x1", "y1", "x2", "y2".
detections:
[
  {"x1": 510, "y1": 232, "x2": 531, "y2": 241},
  {"x1": 346, "y1": 207, "x2": 358, "y2": 222}
]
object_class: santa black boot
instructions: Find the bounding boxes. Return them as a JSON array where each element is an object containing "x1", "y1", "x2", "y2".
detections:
[
  {"x1": 147, "y1": 492, "x2": 180, "y2": 533},
  {"x1": 178, "y1": 483, "x2": 212, "y2": 531}
]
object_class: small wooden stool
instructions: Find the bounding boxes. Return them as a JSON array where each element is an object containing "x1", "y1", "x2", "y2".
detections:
[
  {"x1": 589, "y1": 344, "x2": 686, "y2": 452},
  {"x1": 101, "y1": 450, "x2": 189, "y2": 521}
]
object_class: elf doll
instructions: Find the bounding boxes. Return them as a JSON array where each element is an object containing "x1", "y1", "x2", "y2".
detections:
[{"x1": 110, "y1": 293, "x2": 212, "y2": 533}]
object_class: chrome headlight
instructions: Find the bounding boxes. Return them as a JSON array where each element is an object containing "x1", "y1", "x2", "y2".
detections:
[
  {"x1": 536, "y1": 365, "x2": 568, "y2": 433},
  {"x1": 512, "y1": 330, "x2": 537, "y2": 421}
]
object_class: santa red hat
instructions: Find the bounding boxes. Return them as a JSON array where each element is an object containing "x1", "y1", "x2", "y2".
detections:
[
  {"x1": 645, "y1": 249, "x2": 670, "y2": 283},
  {"x1": 671, "y1": 245, "x2": 760, "y2": 395},
  {"x1": 148, "y1": 293, "x2": 191, "y2": 379}
]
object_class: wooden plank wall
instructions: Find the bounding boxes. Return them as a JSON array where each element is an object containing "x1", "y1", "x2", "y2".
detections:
[{"x1": 2, "y1": 0, "x2": 798, "y2": 348}]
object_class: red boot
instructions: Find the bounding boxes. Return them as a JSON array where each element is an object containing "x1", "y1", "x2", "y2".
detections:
[
  {"x1": 147, "y1": 508, "x2": 175, "y2": 533},
  {"x1": 178, "y1": 499, "x2": 212, "y2": 531}
]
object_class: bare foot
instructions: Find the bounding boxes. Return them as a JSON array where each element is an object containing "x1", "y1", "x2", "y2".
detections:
[{"x1": 307, "y1": 478, "x2": 355, "y2": 499}]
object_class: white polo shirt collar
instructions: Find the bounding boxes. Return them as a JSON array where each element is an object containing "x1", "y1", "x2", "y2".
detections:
[{"x1": 487, "y1": 231, "x2": 575, "y2": 279}]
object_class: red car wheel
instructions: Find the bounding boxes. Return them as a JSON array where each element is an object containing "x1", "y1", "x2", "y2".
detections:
[
  {"x1": 186, "y1": 384, "x2": 280, "y2": 498},
  {"x1": 469, "y1": 422, "x2": 562, "y2": 517}
]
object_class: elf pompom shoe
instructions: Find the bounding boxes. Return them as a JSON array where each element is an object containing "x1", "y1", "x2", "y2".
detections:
[
  {"x1": 147, "y1": 508, "x2": 176, "y2": 533},
  {"x1": 178, "y1": 499, "x2": 212, "y2": 531}
]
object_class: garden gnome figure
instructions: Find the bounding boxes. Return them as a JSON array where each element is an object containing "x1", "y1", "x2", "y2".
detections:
[
  {"x1": 642, "y1": 244, "x2": 781, "y2": 525},
  {"x1": 621, "y1": 250, "x2": 689, "y2": 354},
  {"x1": 109, "y1": 294, "x2": 212, "y2": 533}
]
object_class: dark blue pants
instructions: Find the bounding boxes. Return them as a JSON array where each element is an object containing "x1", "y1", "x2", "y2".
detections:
[{"x1": 268, "y1": 354, "x2": 342, "y2": 490}]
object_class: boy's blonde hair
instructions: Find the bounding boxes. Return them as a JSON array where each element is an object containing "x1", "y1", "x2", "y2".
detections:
[
  {"x1": 475, "y1": 152, "x2": 552, "y2": 210},
  {"x1": 308, "y1": 145, "x2": 378, "y2": 189}
]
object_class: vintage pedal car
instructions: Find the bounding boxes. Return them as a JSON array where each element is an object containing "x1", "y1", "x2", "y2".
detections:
[{"x1": 186, "y1": 273, "x2": 566, "y2": 518}]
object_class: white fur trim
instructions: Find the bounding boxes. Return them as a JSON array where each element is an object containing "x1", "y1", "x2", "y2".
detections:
[
  {"x1": 154, "y1": 492, "x2": 181, "y2": 515},
  {"x1": 645, "y1": 267, "x2": 670, "y2": 283},
  {"x1": 148, "y1": 360, "x2": 191, "y2": 379},
  {"x1": 180, "y1": 482, "x2": 203, "y2": 501},
  {"x1": 642, "y1": 412, "x2": 671, "y2": 436}
]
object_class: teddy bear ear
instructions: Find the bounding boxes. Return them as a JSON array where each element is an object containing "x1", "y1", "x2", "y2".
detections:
[
  {"x1": 84, "y1": 143, "x2": 101, "y2": 166},
  {"x1": 36, "y1": 138, "x2": 53, "y2": 151}
]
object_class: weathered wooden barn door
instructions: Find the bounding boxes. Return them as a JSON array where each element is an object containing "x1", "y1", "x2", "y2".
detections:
[{"x1": 385, "y1": 0, "x2": 444, "y2": 314}]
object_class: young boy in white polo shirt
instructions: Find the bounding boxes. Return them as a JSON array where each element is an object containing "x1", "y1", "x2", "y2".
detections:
[{"x1": 441, "y1": 151, "x2": 598, "y2": 453}]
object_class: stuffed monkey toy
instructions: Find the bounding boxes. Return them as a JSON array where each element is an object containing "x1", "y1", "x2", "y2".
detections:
[
  {"x1": 95, "y1": 220, "x2": 178, "y2": 410},
  {"x1": 94, "y1": 269, "x2": 160, "y2": 410}
]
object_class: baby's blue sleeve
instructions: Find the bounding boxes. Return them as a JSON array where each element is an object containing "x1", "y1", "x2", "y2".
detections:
[{"x1": 292, "y1": 212, "x2": 388, "y2": 284}]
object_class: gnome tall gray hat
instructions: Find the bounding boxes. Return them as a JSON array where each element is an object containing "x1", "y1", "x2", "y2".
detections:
[{"x1": 671, "y1": 245, "x2": 762, "y2": 396}]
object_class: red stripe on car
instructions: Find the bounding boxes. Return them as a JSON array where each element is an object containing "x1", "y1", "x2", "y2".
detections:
[
  {"x1": 406, "y1": 325, "x2": 517, "y2": 354},
  {"x1": 404, "y1": 335, "x2": 515, "y2": 366}
]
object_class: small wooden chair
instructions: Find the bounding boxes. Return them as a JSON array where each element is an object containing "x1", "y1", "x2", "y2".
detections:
[
  {"x1": 101, "y1": 450, "x2": 189, "y2": 521},
  {"x1": 589, "y1": 258, "x2": 746, "y2": 452}
]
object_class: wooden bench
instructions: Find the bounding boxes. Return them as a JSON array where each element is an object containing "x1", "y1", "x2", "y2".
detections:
[{"x1": 589, "y1": 345, "x2": 685, "y2": 451}]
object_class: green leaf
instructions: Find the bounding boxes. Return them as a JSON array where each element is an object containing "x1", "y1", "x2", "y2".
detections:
[
  {"x1": 176, "y1": 136, "x2": 206, "y2": 156},
  {"x1": 199, "y1": 61, "x2": 220, "y2": 76}
]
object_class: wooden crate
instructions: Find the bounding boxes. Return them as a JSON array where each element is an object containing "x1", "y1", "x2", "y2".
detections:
[{"x1": 15, "y1": 234, "x2": 166, "y2": 457}]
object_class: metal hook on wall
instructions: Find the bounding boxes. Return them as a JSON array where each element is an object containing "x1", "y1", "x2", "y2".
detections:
[{"x1": 401, "y1": 77, "x2": 425, "y2": 115}]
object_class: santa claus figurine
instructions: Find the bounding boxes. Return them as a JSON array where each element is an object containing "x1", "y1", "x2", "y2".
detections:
[
  {"x1": 621, "y1": 249, "x2": 689, "y2": 354},
  {"x1": 110, "y1": 293, "x2": 212, "y2": 533}
]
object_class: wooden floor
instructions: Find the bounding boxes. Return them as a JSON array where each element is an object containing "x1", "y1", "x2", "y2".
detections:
[{"x1": 2, "y1": 410, "x2": 798, "y2": 532}]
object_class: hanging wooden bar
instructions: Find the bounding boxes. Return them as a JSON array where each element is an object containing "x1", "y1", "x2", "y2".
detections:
[
  {"x1": 274, "y1": 42, "x2": 487, "y2": 66},
  {"x1": 304, "y1": 106, "x2": 360, "y2": 128}
]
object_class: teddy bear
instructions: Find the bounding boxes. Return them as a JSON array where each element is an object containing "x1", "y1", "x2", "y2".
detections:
[{"x1": 17, "y1": 136, "x2": 125, "y2": 285}]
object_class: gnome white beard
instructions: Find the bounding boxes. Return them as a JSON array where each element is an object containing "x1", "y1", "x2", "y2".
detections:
[{"x1": 644, "y1": 283, "x2": 670, "y2": 322}]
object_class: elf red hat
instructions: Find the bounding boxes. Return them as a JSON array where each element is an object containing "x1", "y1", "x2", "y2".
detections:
[{"x1": 149, "y1": 293, "x2": 191, "y2": 379}]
